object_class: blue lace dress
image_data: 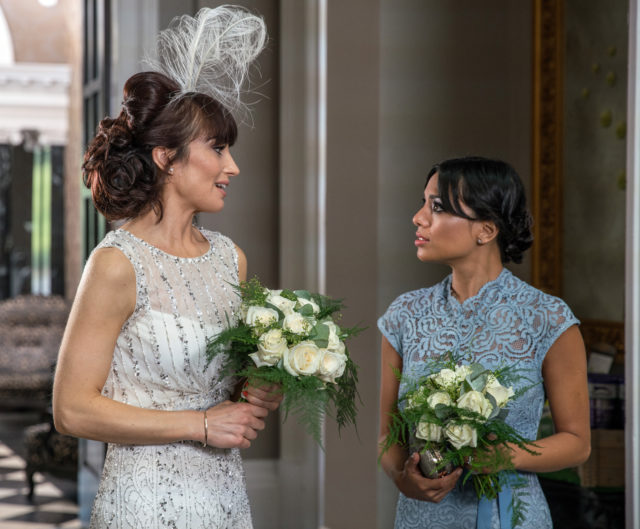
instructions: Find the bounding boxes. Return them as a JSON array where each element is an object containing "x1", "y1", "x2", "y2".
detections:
[{"x1": 378, "y1": 268, "x2": 579, "y2": 529}]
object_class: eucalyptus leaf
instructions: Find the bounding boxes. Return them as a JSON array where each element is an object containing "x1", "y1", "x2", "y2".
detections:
[
  {"x1": 294, "y1": 289, "x2": 311, "y2": 300},
  {"x1": 298, "y1": 304, "x2": 315, "y2": 317},
  {"x1": 265, "y1": 302, "x2": 285, "y2": 321},
  {"x1": 497, "y1": 408, "x2": 509, "y2": 421},
  {"x1": 485, "y1": 392, "x2": 500, "y2": 420},
  {"x1": 434, "y1": 404, "x2": 452, "y2": 421},
  {"x1": 469, "y1": 373, "x2": 489, "y2": 392},
  {"x1": 310, "y1": 322, "x2": 330, "y2": 348},
  {"x1": 468, "y1": 363, "x2": 486, "y2": 379}
]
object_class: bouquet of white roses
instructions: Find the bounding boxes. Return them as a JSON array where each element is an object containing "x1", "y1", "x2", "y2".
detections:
[
  {"x1": 380, "y1": 353, "x2": 537, "y2": 526},
  {"x1": 206, "y1": 277, "x2": 362, "y2": 445}
]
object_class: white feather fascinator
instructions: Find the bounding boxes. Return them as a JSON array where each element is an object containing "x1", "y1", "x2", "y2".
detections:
[{"x1": 145, "y1": 5, "x2": 267, "y2": 119}]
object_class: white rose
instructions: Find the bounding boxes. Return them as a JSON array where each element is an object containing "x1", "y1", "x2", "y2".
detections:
[
  {"x1": 454, "y1": 364, "x2": 473, "y2": 382},
  {"x1": 283, "y1": 341, "x2": 322, "y2": 376},
  {"x1": 328, "y1": 339, "x2": 345, "y2": 355},
  {"x1": 457, "y1": 390, "x2": 493, "y2": 420},
  {"x1": 245, "y1": 306, "x2": 279, "y2": 327},
  {"x1": 297, "y1": 297, "x2": 320, "y2": 314},
  {"x1": 283, "y1": 312, "x2": 312, "y2": 335},
  {"x1": 249, "y1": 329, "x2": 288, "y2": 367},
  {"x1": 267, "y1": 293, "x2": 296, "y2": 316},
  {"x1": 444, "y1": 423, "x2": 477, "y2": 449},
  {"x1": 284, "y1": 313, "x2": 312, "y2": 335},
  {"x1": 427, "y1": 391, "x2": 452, "y2": 409},
  {"x1": 327, "y1": 328, "x2": 344, "y2": 351},
  {"x1": 317, "y1": 349, "x2": 347, "y2": 384},
  {"x1": 415, "y1": 418, "x2": 443, "y2": 442},
  {"x1": 484, "y1": 376, "x2": 515, "y2": 408},
  {"x1": 430, "y1": 368, "x2": 458, "y2": 389}
]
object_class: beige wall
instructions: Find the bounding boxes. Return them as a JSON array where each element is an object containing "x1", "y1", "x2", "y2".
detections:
[{"x1": 323, "y1": 1, "x2": 380, "y2": 528}]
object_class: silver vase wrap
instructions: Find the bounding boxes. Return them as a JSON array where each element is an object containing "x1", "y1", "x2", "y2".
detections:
[{"x1": 410, "y1": 433, "x2": 455, "y2": 479}]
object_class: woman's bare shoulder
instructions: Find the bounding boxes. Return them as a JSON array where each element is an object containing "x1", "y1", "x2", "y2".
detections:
[{"x1": 74, "y1": 247, "x2": 136, "y2": 319}]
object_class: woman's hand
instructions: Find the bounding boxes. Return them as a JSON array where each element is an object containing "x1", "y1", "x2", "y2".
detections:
[
  {"x1": 394, "y1": 452, "x2": 462, "y2": 503},
  {"x1": 379, "y1": 337, "x2": 461, "y2": 503},
  {"x1": 465, "y1": 434, "x2": 513, "y2": 474},
  {"x1": 205, "y1": 400, "x2": 268, "y2": 449},
  {"x1": 242, "y1": 380, "x2": 283, "y2": 411}
]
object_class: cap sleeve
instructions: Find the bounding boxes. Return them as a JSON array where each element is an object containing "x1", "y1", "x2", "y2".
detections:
[
  {"x1": 378, "y1": 294, "x2": 410, "y2": 357},
  {"x1": 536, "y1": 295, "x2": 581, "y2": 363}
]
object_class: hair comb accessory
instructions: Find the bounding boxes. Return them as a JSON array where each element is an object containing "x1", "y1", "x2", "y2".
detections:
[{"x1": 144, "y1": 5, "x2": 267, "y2": 121}]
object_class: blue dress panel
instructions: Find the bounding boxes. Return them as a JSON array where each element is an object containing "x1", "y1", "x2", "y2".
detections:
[{"x1": 378, "y1": 268, "x2": 579, "y2": 529}]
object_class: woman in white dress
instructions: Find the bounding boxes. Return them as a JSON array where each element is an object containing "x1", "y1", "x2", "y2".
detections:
[{"x1": 53, "y1": 7, "x2": 281, "y2": 528}]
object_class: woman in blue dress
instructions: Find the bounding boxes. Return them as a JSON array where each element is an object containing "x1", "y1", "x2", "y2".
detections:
[{"x1": 378, "y1": 156, "x2": 591, "y2": 529}]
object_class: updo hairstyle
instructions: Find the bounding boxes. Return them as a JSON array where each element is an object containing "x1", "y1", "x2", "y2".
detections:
[
  {"x1": 426, "y1": 156, "x2": 533, "y2": 264},
  {"x1": 82, "y1": 71, "x2": 238, "y2": 220}
]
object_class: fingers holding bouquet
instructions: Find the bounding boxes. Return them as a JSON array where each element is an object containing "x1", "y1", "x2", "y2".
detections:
[
  {"x1": 398, "y1": 452, "x2": 463, "y2": 503},
  {"x1": 241, "y1": 379, "x2": 284, "y2": 411},
  {"x1": 464, "y1": 433, "x2": 515, "y2": 475},
  {"x1": 204, "y1": 400, "x2": 268, "y2": 450},
  {"x1": 380, "y1": 353, "x2": 538, "y2": 513}
]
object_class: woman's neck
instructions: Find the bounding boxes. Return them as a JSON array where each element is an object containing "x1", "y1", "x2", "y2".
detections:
[
  {"x1": 449, "y1": 258, "x2": 504, "y2": 303},
  {"x1": 121, "y1": 208, "x2": 208, "y2": 258}
]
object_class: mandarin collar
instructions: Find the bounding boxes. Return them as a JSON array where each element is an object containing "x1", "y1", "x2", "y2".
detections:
[{"x1": 443, "y1": 268, "x2": 510, "y2": 310}]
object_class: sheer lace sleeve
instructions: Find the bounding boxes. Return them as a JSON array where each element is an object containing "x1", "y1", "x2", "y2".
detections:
[{"x1": 534, "y1": 292, "x2": 580, "y2": 364}]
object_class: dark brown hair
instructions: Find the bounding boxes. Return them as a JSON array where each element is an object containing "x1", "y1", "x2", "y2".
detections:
[{"x1": 82, "y1": 71, "x2": 238, "y2": 220}]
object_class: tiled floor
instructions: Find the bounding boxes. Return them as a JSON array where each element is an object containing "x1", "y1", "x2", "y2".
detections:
[{"x1": 0, "y1": 412, "x2": 80, "y2": 529}]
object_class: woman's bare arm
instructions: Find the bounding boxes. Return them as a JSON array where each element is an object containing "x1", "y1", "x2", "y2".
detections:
[
  {"x1": 53, "y1": 247, "x2": 267, "y2": 449},
  {"x1": 507, "y1": 325, "x2": 591, "y2": 472}
]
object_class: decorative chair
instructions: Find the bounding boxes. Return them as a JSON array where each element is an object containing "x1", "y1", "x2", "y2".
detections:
[
  {"x1": 24, "y1": 414, "x2": 78, "y2": 500},
  {"x1": 0, "y1": 295, "x2": 77, "y2": 500},
  {"x1": 0, "y1": 295, "x2": 69, "y2": 410}
]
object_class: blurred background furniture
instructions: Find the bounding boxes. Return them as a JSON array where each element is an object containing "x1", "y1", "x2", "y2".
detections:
[
  {"x1": 0, "y1": 295, "x2": 70, "y2": 410},
  {"x1": 24, "y1": 412, "x2": 78, "y2": 501}
]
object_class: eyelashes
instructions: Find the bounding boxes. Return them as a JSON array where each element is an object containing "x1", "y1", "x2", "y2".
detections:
[{"x1": 421, "y1": 196, "x2": 444, "y2": 212}]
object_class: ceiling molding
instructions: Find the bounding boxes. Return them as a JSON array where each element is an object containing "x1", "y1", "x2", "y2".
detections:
[{"x1": 0, "y1": 62, "x2": 71, "y2": 146}]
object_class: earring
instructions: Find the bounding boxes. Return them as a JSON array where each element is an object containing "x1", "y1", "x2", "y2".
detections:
[
  {"x1": 477, "y1": 239, "x2": 483, "y2": 245},
  {"x1": 168, "y1": 167, "x2": 174, "y2": 175}
]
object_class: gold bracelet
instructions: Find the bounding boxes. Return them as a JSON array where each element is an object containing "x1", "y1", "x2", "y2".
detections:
[{"x1": 202, "y1": 410, "x2": 208, "y2": 447}]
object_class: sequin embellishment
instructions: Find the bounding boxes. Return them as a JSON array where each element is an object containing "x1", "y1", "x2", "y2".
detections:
[{"x1": 89, "y1": 229, "x2": 251, "y2": 529}]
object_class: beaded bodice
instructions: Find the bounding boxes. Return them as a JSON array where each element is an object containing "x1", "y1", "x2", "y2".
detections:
[{"x1": 97, "y1": 228, "x2": 241, "y2": 412}]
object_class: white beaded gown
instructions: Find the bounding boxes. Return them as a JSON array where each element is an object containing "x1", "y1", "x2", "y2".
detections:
[{"x1": 88, "y1": 228, "x2": 252, "y2": 529}]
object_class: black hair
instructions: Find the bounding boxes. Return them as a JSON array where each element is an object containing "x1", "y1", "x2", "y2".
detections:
[{"x1": 426, "y1": 156, "x2": 533, "y2": 264}]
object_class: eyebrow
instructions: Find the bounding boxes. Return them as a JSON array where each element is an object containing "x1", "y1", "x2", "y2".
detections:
[{"x1": 428, "y1": 194, "x2": 441, "y2": 201}]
